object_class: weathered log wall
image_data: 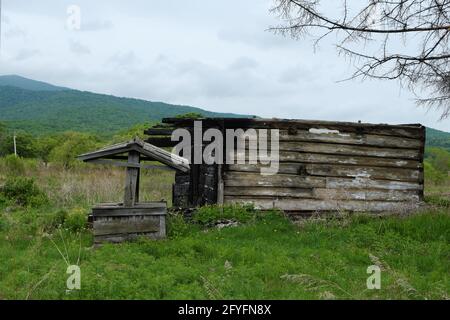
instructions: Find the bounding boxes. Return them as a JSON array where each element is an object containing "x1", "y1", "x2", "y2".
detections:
[
  {"x1": 219, "y1": 121, "x2": 425, "y2": 216},
  {"x1": 147, "y1": 118, "x2": 425, "y2": 217}
]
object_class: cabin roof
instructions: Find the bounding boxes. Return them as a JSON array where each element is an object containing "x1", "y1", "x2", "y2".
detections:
[
  {"x1": 77, "y1": 137, "x2": 190, "y2": 172},
  {"x1": 162, "y1": 117, "x2": 424, "y2": 130}
]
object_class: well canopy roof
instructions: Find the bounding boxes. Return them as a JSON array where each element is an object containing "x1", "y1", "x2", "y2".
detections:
[{"x1": 77, "y1": 137, "x2": 189, "y2": 172}]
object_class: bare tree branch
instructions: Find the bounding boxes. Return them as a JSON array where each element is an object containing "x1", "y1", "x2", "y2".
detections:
[{"x1": 270, "y1": 0, "x2": 450, "y2": 119}]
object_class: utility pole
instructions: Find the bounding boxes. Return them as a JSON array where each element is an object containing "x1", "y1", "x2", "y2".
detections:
[{"x1": 13, "y1": 132, "x2": 17, "y2": 157}]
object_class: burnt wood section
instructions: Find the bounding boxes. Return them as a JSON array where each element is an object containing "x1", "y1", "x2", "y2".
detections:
[{"x1": 145, "y1": 118, "x2": 425, "y2": 217}]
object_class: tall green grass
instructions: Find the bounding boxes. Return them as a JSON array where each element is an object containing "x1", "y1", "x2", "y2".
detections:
[
  {"x1": 0, "y1": 206, "x2": 448, "y2": 299},
  {"x1": 0, "y1": 157, "x2": 448, "y2": 300}
]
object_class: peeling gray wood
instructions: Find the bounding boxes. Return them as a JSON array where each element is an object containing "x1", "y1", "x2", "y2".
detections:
[
  {"x1": 224, "y1": 186, "x2": 314, "y2": 198},
  {"x1": 224, "y1": 172, "x2": 326, "y2": 188},
  {"x1": 227, "y1": 163, "x2": 420, "y2": 182},
  {"x1": 223, "y1": 172, "x2": 422, "y2": 190},
  {"x1": 245, "y1": 141, "x2": 421, "y2": 158},
  {"x1": 238, "y1": 129, "x2": 423, "y2": 149},
  {"x1": 93, "y1": 215, "x2": 161, "y2": 236},
  {"x1": 224, "y1": 197, "x2": 421, "y2": 212},
  {"x1": 231, "y1": 151, "x2": 422, "y2": 169},
  {"x1": 223, "y1": 186, "x2": 419, "y2": 201}
]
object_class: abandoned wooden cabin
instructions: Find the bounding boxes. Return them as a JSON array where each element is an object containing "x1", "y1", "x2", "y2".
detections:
[{"x1": 145, "y1": 118, "x2": 425, "y2": 218}]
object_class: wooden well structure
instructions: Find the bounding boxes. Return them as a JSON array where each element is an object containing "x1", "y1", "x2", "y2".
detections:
[{"x1": 78, "y1": 138, "x2": 190, "y2": 244}]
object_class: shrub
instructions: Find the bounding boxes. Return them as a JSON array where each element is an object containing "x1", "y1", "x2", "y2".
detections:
[
  {"x1": 50, "y1": 132, "x2": 99, "y2": 169},
  {"x1": 1, "y1": 154, "x2": 26, "y2": 176},
  {"x1": 41, "y1": 210, "x2": 68, "y2": 232},
  {"x1": 63, "y1": 208, "x2": 87, "y2": 232},
  {"x1": 192, "y1": 204, "x2": 255, "y2": 225},
  {"x1": 425, "y1": 147, "x2": 450, "y2": 173},
  {"x1": 0, "y1": 132, "x2": 37, "y2": 158},
  {"x1": 167, "y1": 213, "x2": 196, "y2": 238},
  {"x1": 0, "y1": 176, "x2": 48, "y2": 207},
  {"x1": 424, "y1": 160, "x2": 446, "y2": 185}
]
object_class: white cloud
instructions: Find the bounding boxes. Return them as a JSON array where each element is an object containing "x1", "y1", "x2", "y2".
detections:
[
  {"x1": 0, "y1": 0, "x2": 448, "y2": 131},
  {"x1": 69, "y1": 40, "x2": 90, "y2": 55}
]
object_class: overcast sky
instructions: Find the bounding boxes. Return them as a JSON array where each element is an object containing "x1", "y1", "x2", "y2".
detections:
[{"x1": 0, "y1": 0, "x2": 449, "y2": 131}]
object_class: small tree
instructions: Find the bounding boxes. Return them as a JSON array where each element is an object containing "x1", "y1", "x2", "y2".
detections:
[
  {"x1": 50, "y1": 132, "x2": 99, "y2": 169},
  {"x1": 34, "y1": 135, "x2": 60, "y2": 166},
  {"x1": 0, "y1": 131, "x2": 37, "y2": 158}
]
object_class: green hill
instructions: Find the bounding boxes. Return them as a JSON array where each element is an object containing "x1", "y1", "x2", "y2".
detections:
[
  {"x1": 0, "y1": 76, "x2": 250, "y2": 136},
  {"x1": 426, "y1": 127, "x2": 450, "y2": 152},
  {"x1": 1, "y1": 75, "x2": 448, "y2": 145},
  {"x1": 0, "y1": 75, "x2": 68, "y2": 91}
]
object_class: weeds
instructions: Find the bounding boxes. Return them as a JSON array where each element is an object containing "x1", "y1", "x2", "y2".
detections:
[{"x1": 0, "y1": 162, "x2": 448, "y2": 299}]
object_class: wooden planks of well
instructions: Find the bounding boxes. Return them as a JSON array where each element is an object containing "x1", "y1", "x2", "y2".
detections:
[
  {"x1": 159, "y1": 118, "x2": 426, "y2": 218},
  {"x1": 92, "y1": 202, "x2": 166, "y2": 244}
]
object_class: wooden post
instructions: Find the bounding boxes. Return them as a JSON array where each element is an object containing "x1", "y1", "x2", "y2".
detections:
[
  {"x1": 124, "y1": 151, "x2": 140, "y2": 207},
  {"x1": 217, "y1": 164, "x2": 224, "y2": 205},
  {"x1": 135, "y1": 166, "x2": 140, "y2": 203}
]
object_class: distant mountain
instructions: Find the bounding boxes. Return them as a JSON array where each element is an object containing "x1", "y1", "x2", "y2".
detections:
[
  {"x1": 0, "y1": 75, "x2": 68, "y2": 92},
  {"x1": 0, "y1": 75, "x2": 251, "y2": 136},
  {"x1": 426, "y1": 127, "x2": 450, "y2": 152}
]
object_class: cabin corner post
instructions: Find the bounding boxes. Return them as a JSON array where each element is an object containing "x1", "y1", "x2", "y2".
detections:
[
  {"x1": 124, "y1": 150, "x2": 140, "y2": 206},
  {"x1": 419, "y1": 125, "x2": 426, "y2": 201}
]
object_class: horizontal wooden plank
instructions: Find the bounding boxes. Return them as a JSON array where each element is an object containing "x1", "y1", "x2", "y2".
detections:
[
  {"x1": 224, "y1": 197, "x2": 420, "y2": 211},
  {"x1": 243, "y1": 141, "x2": 421, "y2": 157},
  {"x1": 224, "y1": 187, "x2": 419, "y2": 201},
  {"x1": 313, "y1": 188, "x2": 420, "y2": 201},
  {"x1": 224, "y1": 186, "x2": 314, "y2": 198},
  {"x1": 307, "y1": 164, "x2": 421, "y2": 182},
  {"x1": 224, "y1": 172, "x2": 326, "y2": 188},
  {"x1": 162, "y1": 118, "x2": 424, "y2": 139},
  {"x1": 231, "y1": 151, "x2": 422, "y2": 169},
  {"x1": 325, "y1": 177, "x2": 422, "y2": 190},
  {"x1": 227, "y1": 163, "x2": 420, "y2": 182},
  {"x1": 144, "y1": 128, "x2": 175, "y2": 135},
  {"x1": 145, "y1": 137, "x2": 177, "y2": 147},
  {"x1": 92, "y1": 207, "x2": 166, "y2": 217},
  {"x1": 87, "y1": 159, "x2": 175, "y2": 171},
  {"x1": 94, "y1": 202, "x2": 167, "y2": 208},
  {"x1": 93, "y1": 215, "x2": 162, "y2": 236},
  {"x1": 278, "y1": 130, "x2": 423, "y2": 149},
  {"x1": 223, "y1": 172, "x2": 422, "y2": 190},
  {"x1": 231, "y1": 129, "x2": 423, "y2": 149},
  {"x1": 94, "y1": 231, "x2": 164, "y2": 243}
]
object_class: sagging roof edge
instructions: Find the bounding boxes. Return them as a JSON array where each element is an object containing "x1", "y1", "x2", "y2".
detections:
[{"x1": 77, "y1": 137, "x2": 190, "y2": 172}]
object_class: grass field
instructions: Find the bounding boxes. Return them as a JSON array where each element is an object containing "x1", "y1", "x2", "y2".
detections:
[{"x1": 0, "y1": 160, "x2": 449, "y2": 300}]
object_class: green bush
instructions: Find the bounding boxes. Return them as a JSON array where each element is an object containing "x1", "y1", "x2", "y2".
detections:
[
  {"x1": 0, "y1": 176, "x2": 48, "y2": 207},
  {"x1": 41, "y1": 210, "x2": 68, "y2": 231},
  {"x1": 0, "y1": 131, "x2": 37, "y2": 158},
  {"x1": 0, "y1": 194, "x2": 8, "y2": 207},
  {"x1": 1, "y1": 154, "x2": 26, "y2": 176},
  {"x1": 167, "y1": 213, "x2": 197, "y2": 238},
  {"x1": 50, "y1": 132, "x2": 99, "y2": 169},
  {"x1": 425, "y1": 147, "x2": 450, "y2": 171},
  {"x1": 63, "y1": 208, "x2": 87, "y2": 232},
  {"x1": 424, "y1": 160, "x2": 446, "y2": 185},
  {"x1": 192, "y1": 204, "x2": 255, "y2": 225}
]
